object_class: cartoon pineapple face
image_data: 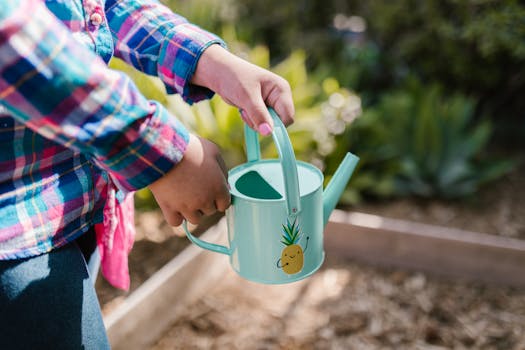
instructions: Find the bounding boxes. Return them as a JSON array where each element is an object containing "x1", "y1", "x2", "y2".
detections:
[{"x1": 279, "y1": 218, "x2": 304, "y2": 274}]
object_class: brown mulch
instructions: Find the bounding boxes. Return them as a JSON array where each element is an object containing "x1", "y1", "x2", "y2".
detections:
[{"x1": 356, "y1": 160, "x2": 525, "y2": 240}]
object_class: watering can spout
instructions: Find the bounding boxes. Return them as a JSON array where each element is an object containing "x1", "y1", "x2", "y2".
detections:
[{"x1": 322, "y1": 152, "x2": 359, "y2": 226}]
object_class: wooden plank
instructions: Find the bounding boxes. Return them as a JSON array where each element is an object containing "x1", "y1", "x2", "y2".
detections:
[
  {"x1": 104, "y1": 219, "x2": 229, "y2": 350},
  {"x1": 325, "y1": 210, "x2": 525, "y2": 287}
]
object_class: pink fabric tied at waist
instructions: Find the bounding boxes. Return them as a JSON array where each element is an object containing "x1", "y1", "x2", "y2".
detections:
[{"x1": 94, "y1": 184, "x2": 135, "y2": 291}]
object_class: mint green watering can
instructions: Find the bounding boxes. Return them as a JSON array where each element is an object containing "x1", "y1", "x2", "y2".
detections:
[{"x1": 185, "y1": 108, "x2": 359, "y2": 284}]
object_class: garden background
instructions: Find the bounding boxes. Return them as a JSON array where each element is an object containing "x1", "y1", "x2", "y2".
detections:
[
  {"x1": 97, "y1": 1, "x2": 525, "y2": 348},
  {"x1": 124, "y1": 0, "x2": 524, "y2": 206}
]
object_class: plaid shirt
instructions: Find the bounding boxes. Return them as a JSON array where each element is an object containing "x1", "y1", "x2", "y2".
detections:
[{"x1": 0, "y1": 0, "x2": 224, "y2": 259}]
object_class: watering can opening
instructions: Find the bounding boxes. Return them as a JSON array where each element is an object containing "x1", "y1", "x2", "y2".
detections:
[
  {"x1": 229, "y1": 160, "x2": 324, "y2": 203},
  {"x1": 235, "y1": 170, "x2": 283, "y2": 200}
]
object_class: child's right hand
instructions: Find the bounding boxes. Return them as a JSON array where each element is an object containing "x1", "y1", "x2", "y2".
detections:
[
  {"x1": 148, "y1": 134, "x2": 231, "y2": 226},
  {"x1": 191, "y1": 44, "x2": 295, "y2": 135}
]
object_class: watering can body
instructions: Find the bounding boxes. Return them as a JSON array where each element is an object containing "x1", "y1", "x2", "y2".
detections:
[
  {"x1": 185, "y1": 108, "x2": 359, "y2": 284},
  {"x1": 226, "y1": 159, "x2": 325, "y2": 284}
]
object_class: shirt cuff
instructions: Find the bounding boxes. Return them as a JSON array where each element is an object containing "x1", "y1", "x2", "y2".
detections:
[
  {"x1": 102, "y1": 101, "x2": 190, "y2": 192},
  {"x1": 157, "y1": 22, "x2": 226, "y2": 105}
]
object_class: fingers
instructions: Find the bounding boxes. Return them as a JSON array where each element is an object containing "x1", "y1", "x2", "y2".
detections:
[
  {"x1": 271, "y1": 93, "x2": 295, "y2": 127},
  {"x1": 239, "y1": 109, "x2": 255, "y2": 130},
  {"x1": 240, "y1": 76, "x2": 294, "y2": 134},
  {"x1": 214, "y1": 189, "x2": 231, "y2": 212},
  {"x1": 215, "y1": 151, "x2": 229, "y2": 178},
  {"x1": 184, "y1": 210, "x2": 203, "y2": 225},
  {"x1": 263, "y1": 78, "x2": 295, "y2": 127},
  {"x1": 163, "y1": 210, "x2": 184, "y2": 227},
  {"x1": 182, "y1": 178, "x2": 231, "y2": 226},
  {"x1": 179, "y1": 191, "x2": 230, "y2": 225},
  {"x1": 240, "y1": 97, "x2": 274, "y2": 136},
  {"x1": 149, "y1": 135, "x2": 232, "y2": 229},
  {"x1": 183, "y1": 191, "x2": 230, "y2": 225},
  {"x1": 241, "y1": 102, "x2": 293, "y2": 135}
]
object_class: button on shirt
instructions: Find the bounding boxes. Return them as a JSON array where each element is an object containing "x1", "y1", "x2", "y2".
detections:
[
  {"x1": 0, "y1": 0, "x2": 225, "y2": 260},
  {"x1": 90, "y1": 10, "x2": 104, "y2": 26}
]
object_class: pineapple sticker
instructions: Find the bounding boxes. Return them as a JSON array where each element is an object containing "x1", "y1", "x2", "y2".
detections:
[{"x1": 277, "y1": 218, "x2": 309, "y2": 275}]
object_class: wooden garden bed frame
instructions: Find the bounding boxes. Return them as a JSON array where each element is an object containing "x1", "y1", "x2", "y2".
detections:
[{"x1": 105, "y1": 210, "x2": 525, "y2": 350}]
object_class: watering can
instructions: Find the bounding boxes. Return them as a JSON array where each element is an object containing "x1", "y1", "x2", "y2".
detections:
[{"x1": 184, "y1": 108, "x2": 359, "y2": 284}]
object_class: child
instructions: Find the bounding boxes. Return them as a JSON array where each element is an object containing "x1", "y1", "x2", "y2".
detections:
[{"x1": 0, "y1": 0, "x2": 294, "y2": 348}]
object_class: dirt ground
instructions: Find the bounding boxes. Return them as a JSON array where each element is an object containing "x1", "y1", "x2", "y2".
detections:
[
  {"x1": 355, "y1": 159, "x2": 525, "y2": 240},
  {"x1": 96, "y1": 160, "x2": 525, "y2": 349},
  {"x1": 151, "y1": 256, "x2": 525, "y2": 350}
]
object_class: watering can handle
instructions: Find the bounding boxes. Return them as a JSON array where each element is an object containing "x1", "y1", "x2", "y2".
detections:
[
  {"x1": 182, "y1": 221, "x2": 231, "y2": 255},
  {"x1": 244, "y1": 108, "x2": 301, "y2": 216}
]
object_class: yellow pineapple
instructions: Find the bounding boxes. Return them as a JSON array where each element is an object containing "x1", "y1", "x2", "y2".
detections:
[{"x1": 279, "y1": 218, "x2": 304, "y2": 274}]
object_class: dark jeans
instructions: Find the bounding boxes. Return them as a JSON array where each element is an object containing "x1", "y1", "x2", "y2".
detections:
[{"x1": 0, "y1": 230, "x2": 110, "y2": 350}]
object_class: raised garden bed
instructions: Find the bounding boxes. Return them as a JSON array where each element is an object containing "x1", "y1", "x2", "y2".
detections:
[
  {"x1": 151, "y1": 255, "x2": 525, "y2": 349},
  {"x1": 99, "y1": 161, "x2": 525, "y2": 349},
  {"x1": 104, "y1": 210, "x2": 525, "y2": 349}
]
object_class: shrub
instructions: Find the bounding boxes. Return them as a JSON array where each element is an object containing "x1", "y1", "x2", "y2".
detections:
[{"x1": 343, "y1": 78, "x2": 514, "y2": 200}]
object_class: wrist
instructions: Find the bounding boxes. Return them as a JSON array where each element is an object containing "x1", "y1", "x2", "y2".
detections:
[{"x1": 191, "y1": 44, "x2": 231, "y2": 92}]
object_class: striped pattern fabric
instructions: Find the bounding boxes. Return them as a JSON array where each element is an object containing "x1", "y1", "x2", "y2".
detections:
[{"x1": 0, "y1": 0, "x2": 224, "y2": 259}]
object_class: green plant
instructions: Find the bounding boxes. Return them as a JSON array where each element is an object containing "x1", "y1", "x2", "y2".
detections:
[
  {"x1": 347, "y1": 0, "x2": 525, "y2": 144},
  {"x1": 345, "y1": 78, "x2": 513, "y2": 200}
]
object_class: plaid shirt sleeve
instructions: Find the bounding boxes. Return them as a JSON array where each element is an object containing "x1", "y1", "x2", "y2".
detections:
[
  {"x1": 105, "y1": 0, "x2": 226, "y2": 104},
  {"x1": 0, "y1": 0, "x2": 220, "y2": 192}
]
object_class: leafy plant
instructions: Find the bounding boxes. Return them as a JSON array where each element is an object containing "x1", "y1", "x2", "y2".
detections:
[{"x1": 345, "y1": 78, "x2": 514, "y2": 200}]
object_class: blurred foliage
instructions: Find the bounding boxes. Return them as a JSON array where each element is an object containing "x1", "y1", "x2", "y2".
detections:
[
  {"x1": 342, "y1": 78, "x2": 514, "y2": 200},
  {"x1": 121, "y1": 0, "x2": 520, "y2": 208},
  {"x1": 165, "y1": 0, "x2": 524, "y2": 143},
  {"x1": 348, "y1": 0, "x2": 525, "y2": 143}
]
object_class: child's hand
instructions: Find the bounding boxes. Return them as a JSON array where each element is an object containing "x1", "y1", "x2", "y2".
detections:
[
  {"x1": 192, "y1": 44, "x2": 295, "y2": 135},
  {"x1": 148, "y1": 134, "x2": 231, "y2": 226}
]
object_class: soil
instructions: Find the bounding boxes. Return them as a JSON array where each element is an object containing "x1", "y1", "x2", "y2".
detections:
[
  {"x1": 355, "y1": 161, "x2": 525, "y2": 239},
  {"x1": 151, "y1": 256, "x2": 525, "y2": 350},
  {"x1": 96, "y1": 160, "x2": 525, "y2": 349}
]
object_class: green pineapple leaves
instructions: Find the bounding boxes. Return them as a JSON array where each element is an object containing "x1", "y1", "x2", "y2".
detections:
[{"x1": 281, "y1": 218, "x2": 302, "y2": 246}]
